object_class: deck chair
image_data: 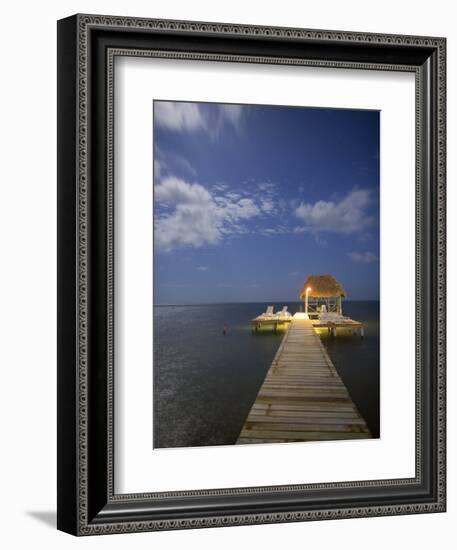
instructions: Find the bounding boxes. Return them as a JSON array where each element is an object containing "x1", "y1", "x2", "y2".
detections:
[
  {"x1": 264, "y1": 305, "x2": 274, "y2": 317},
  {"x1": 277, "y1": 306, "x2": 291, "y2": 319}
]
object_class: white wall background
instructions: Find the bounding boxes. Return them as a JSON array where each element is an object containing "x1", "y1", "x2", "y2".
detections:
[{"x1": 0, "y1": 0, "x2": 454, "y2": 548}]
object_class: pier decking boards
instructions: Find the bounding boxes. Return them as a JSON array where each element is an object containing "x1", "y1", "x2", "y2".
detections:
[{"x1": 237, "y1": 315, "x2": 371, "y2": 444}]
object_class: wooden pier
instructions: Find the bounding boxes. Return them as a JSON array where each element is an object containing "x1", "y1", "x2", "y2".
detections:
[{"x1": 237, "y1": 315, "x2": 371, "y2": 444}]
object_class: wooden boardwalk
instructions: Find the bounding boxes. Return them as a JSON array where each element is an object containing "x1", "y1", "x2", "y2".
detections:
[{"x1": 237, "y1": 316, "x2": 371, "y2": 444}]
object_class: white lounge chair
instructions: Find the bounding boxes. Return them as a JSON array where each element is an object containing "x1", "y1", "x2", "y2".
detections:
[
  {"x1": 259, "y1": 305, "x2": 274, "y2": 318},
  {"x1": 319, "y1": 311, "x2": 349, "y2": 323},
  {"x1": 277, "y1": 306, "x2": 291, "y2": 319}
]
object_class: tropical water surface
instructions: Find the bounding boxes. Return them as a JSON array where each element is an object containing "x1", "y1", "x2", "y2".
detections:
[{"x1": 153, "y1": 301, "x2": 380, "y2": 448}]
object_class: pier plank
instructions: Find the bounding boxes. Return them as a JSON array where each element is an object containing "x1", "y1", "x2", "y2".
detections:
[
  {"x1": 237, "y1": 316, "x2": 371, "y2": 444},
  {"x1": 249, "y1": 418, "x2": 361, "y2": 426}
]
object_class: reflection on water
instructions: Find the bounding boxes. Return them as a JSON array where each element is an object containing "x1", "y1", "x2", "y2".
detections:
[{"x1": 153, "y1": 301, "x2": 379, "y2": 448}]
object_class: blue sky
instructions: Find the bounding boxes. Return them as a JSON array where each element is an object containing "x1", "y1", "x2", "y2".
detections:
[{"x1": 153, "y1": 101, "x2": 379, "y2": 305}]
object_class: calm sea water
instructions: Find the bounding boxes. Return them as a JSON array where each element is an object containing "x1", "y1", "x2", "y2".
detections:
[{"x1": 153, "y1": 301, "x2": 380, "y2": 448}]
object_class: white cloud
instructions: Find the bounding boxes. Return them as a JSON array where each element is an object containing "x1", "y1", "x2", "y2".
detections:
[
  {"x1": 196, "y1": 266, "x2": 208, "y2": 271},
  {"x1": 174, "y1": 156, "x2": 197, "y2": 176},
  {"x1": 213, "y1": 183, "x2": 228, "y2": 192},
  {"x1": 154, "y1": 101, "x2": 245, "y2": 137},
  {"x1": 155, "y1": 176, "x2": 212, "y2": 206},
  {"x1": 219, "y1": 104, "x2": 243, "y2": 128},
  {"x1": 260, "y1": 225, "x2": 292, "y2": 237},
  {"x1": 278, "y1": 199, "x2": 288, "y2": 213},
  {"x1": 154, "y1": 102, "x2": 206, "y2": 132},
  {"x1": 154, "y1": 159, "x2": 162, "y2": 180},
  {"x1": 154, "y1": 146, "x2": 197, "y2": 178},
  {"x1": 225, "y1": 192, "x2": 241, "y2": 201},
  {"x1": 293, "y1": 226, "x2": 309, "y2": 234},
  {"x1": 257, "y1": 182, "x2": 275, "y2": 193},
  {"x1": 155, "y1": 177, "x2": 261, "y2": 251},
  {"x1": 226, "y1": 197, "x2": 260, "y2": 220},
  {"x1": 255, "y1": 182, "x2": 277, "y2": 214},
  {"x1": 261, "y1": 199, "x2": 274, "y2": 213},
  {"x1": 295, "y1": 189, "x2": 373, "y2": 234},
  {"x1": 348, "y1": 251, "x2": 378, "y2": 264}
]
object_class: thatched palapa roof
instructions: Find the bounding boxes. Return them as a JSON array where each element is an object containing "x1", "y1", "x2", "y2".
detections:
[{"x1": 299, "y1": 275, "x2": 346, "y2": 299}]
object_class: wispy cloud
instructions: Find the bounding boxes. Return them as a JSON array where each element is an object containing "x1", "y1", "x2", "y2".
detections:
[
  {"x1": 213, "y1": 183, "x2": 229, "y2": 193},
  {"x1": 196, "y1": 266, "x2": 208, "y2": 271},
  {"x1": 219, "y1": 104, "x2": 243, "y2": 129},
  {"x1": 348, "y1": 251, "x2": 378, "y2": 264},
  {"x1": 154, "y1": 146, "x2": 197, "y2": 180},
  {"x1": 155, "y1": 176, "x2": 211, "y2": 205},
  {"x1": 154, "y1": 148, "x2": 377, "y2": 251},
  {"x1": 256, "y1": 182, "x2": 278, "y2": 215},
  {"x1": 260, "y1": 225, "x2": 292, "y2": 237},
  {"x1": 261, "y1": 199, "x2": 274, "y2": 213},
  {"x1": 154, "y1": 159, "x2": 163, "y2": 180},
  {"x1": 155, "y1": 102, "x2": 206, "y2": 132},
  {"x1": 294, "y1": 189, "x2": 374, "y2": 235},
  {"x1": 154, "y1": 101, "x2": 245, "y2": 138},
  {"x1": 257, "y1": 182, "x2": 275, "y2": 193}
]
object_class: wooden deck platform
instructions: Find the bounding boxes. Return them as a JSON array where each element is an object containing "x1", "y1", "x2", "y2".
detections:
[
  {"x1": 237, "y1": 316, "x2": 371, "y2": 444},
  {"x1": 251, "y1": 316, "x2": 292, "y2": 331},
  {"x1": 313, "y1": 319, "x2": 364, "y2": 337}
]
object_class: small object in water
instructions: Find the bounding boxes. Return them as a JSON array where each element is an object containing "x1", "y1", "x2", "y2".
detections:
[{"x1": 222, "y1": 325, "x2": 228, "y2": 335}]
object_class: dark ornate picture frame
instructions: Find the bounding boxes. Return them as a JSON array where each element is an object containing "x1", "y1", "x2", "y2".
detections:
[{"x1": 57, "y1": 14, "x2": 446, "y2": 535}]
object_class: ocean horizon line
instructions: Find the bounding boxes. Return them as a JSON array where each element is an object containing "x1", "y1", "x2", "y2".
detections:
[{"x1": 154, "y1": 299, "x2": 380, "y2": 307}]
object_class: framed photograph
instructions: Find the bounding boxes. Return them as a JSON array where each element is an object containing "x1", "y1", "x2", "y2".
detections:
[{"x1": 57, "y1": 14, "x2": 446, "y2": 535}]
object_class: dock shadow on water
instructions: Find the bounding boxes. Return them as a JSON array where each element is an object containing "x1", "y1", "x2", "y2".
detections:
[{"x1": 153, "y1": 301, "x2": 379, "y2": 448}]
